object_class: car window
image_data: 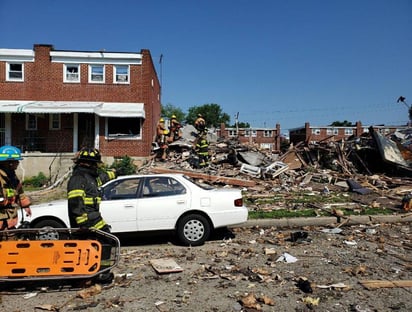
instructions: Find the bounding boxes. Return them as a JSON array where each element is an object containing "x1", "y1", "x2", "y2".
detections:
[
  {"x1": 143, "y1": 177, "x2": 186, "y2": 197},
  {"x1": 102, "y1": 178, "x2": 141, "y2": 200}
]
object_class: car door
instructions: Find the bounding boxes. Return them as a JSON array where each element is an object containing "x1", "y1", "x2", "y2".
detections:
[
  {"x1": 100, "y1": 177, "x2": 142, "y2": 233},
  {"x1": 137, "y1": 176, "x2": 189, "y2": 231}
]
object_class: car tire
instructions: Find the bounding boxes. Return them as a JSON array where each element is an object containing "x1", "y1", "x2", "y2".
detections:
[
  {"x1": 32, "y1": 219, "x2": 68, "y2": 240},
  {"x1": 176, "y1": 214, "x2": 210, "y2": 246}
]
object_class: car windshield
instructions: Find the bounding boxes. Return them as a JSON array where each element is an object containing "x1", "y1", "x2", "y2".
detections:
[{"x1": 182, "y1": 175, "x2": 213, "y2": 190}]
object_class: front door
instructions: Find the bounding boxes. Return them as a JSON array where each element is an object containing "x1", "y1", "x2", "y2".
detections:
[{"x1": 78, "y1": 113, "x2": 95, "y2": 148}]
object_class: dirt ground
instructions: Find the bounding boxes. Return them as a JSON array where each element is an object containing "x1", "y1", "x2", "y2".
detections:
[{"x1": 1, "y1": 220, "x2": 411, "y2": 312}]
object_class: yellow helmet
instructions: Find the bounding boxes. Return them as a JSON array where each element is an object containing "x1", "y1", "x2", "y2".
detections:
[
  {"x1": 159, "y1": 118, "x2": 165, "y2": 122},
  {"x1": 171, "y1": 114, "x2": 177, "y2": 119}
]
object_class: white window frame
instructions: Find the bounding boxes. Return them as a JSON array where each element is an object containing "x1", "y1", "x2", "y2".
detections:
[
  {"x1": 312, "y1": 128, "x2": 321, "y2": 135},
  {"x1": 263, "y1": 130, "x2": 272, "y2": 137},
  {"x1": 49, "y1": 114, "x2": 61, "y2": 130},
  {"x1": 244, "y1": 130, "x2": 250, "y2": 137},
  {"x1": 6, "y1": 62, "x2": 24, "y2": 81},
  {"x1": 228, "y1": 130, "x2": 236, "y2": 137},
  {"x1": 64, "y1": 64, "x2": 80, "y2": 83},
  {"x1": 333, "y1": 128, "x2": 339, "y2": 135},
  {"x1": 105, "y1": 117, "x2": 142, "y2": 139},
  {"x1": 26, "y1": 114, "x2": 37, "y2": 130},
  {"x1": 251, "y1": 130, "x2": 257, "y2": 137},
  {"x1": 326, "y1": 128, "x2": 332, "y2": 135},
  {"x1": 89, "y1": 64, "x2": 105, "y2": 83},
  {"x1": 344, "y1": 128, "x2": 353, "y2": 135},
  {"x1": 114, "y1": 65, "x2": 130, "y2": 84}
]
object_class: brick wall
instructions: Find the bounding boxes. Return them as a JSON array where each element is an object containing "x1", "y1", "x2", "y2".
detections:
[{"x1": 0, "y1": 44, "x2": 161, "y2": 158}]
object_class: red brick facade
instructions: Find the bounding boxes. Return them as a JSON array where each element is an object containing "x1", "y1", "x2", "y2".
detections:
[
  {"x1": 0, "y1": 44, "x2": 161, "y2": 158},
  {"x1": 217, "y1": 123, "x2": 282, "y2": 152},
  {"x1": 289, "y1": 121, "x2": 407, "y2": 145}
]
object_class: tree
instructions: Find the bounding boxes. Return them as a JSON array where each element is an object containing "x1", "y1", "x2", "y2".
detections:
[
  {"x1": 161, "y1": 103, "x2": 185, "y2": 123},
  {"x1": 186, "y1": 103, "x2": 230, "y2": 128},
  {"x1": 231, "y1": 121, "x2": 250, "y2": 128},
  {"x1": 329, "y1": 120, "x2": 353, "y2": 126}
]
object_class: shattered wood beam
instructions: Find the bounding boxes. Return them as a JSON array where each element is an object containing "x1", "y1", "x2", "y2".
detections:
[
  {"x1": 150, "y1": 167, "x2": 256, "y2": 187},
  {"x1": 360, "y1": 280, "x2": 412, "y2": 289}
]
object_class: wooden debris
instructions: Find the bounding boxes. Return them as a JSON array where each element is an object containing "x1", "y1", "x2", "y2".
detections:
[
  {"x1": 150, "y1": 167, "x2": 256, "y2": 187},
  {"x1": 360, "y1": 280, "x2": 412, "y2": 289}
]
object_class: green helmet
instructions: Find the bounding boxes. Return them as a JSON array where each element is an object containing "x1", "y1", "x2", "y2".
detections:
[{"x1": 0, "y1": 145, "x2": 23, "y2": 161}]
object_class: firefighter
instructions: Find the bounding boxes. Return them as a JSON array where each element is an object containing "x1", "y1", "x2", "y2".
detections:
[
  {"x1": 156, "y1": 118, "x2": 169, "y2": 161},
  {"x1": 0, "y1": 145, "x2": 32, "y2": 234},
  {"x1": 194, "y1": 113, "x2": 206, "y2": 135},
  {"x1": 195, "y1": 133, "x2": 209, "y2": 168},
  {"x1": 67, "y1": 147, "x2": 114, "y2": 232},
  {"x1": 168, "y1": 114, "x2": 182, "y2": 142}
]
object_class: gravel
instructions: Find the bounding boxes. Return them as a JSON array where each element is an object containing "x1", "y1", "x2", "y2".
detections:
[{"x1": 1, "y1": 222, "x2": 411, "y2": 312}]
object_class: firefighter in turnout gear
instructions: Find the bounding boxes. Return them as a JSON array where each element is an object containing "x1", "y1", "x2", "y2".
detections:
[
  {"x1": 168, "y1": 114, "x2": 182, "y2": 142},
  {"x1": 67, "y1": 147, "x2": 115, "y2": 232},
  {"x1": 194, "y1": 113, "x2": 206, "y2": 135},
  {"x1": 0, "y1": 145, "x2": 32, "y2": 233},
  {"x1": 156, "y1": 118, "x2": 169, "y2": 161},
  {"x1": 195, "y1": 134, "x2": 209, "y2": 168}
]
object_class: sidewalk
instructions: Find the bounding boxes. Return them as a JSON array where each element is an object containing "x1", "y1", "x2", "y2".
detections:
[{"x1": 242, "y1": 213, "x2": 412, "y2": 228}]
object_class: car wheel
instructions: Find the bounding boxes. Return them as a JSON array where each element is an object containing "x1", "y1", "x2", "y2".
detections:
[
  {"x1": 176, "y1": 214, "x2": 211, "y2": 246},
  {"x1": 32, "y1": 219, "x2": 68, "y2": 240}
]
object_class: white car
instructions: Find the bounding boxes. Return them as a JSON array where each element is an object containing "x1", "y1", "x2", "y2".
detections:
[{"x1": 25, "y1": 173, "x2": 248, "y2": 246}]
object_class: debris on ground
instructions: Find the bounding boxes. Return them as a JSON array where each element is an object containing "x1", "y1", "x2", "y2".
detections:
[{"x1": 146, "y1": 125, "x2": 412, "y2": 215}]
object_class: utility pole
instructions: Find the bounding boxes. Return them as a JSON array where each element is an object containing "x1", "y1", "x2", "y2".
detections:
[{"x1": 235, "y1": 112, "x2": 239, "y2": 137}]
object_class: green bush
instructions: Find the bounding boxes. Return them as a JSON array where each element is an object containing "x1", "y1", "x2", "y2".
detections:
[
  {"x1": 110, "y1": 155, "x2": 137, "y2": 176},
  {"x1": 24, "y1": 172, "x2": 48, "y2": 188}
]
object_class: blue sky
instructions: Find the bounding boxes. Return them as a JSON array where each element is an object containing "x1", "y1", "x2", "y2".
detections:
[{"x1": 1, "y1": 0, "x2": 411, "y2": 132}]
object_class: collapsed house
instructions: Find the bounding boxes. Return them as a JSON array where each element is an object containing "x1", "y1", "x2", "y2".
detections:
[{"x1": 147, "y1": 124, "x2": 412, "y2": 212}]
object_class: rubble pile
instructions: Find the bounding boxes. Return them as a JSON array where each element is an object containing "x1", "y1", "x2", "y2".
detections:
[{"x1": 146, "y1": 125, "x2": 412, "y2": 214}]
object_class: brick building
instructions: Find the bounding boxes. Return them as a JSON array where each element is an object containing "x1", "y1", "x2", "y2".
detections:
[
  {"x1": 289, "y1": 121, "x2": 408, "y2": 145},
  {"x1": 216, "y1": 123, "x2": 282, "y2": 152},
  {"x1": 0, "y1": 44, "x2": 161, "y2": 159}
]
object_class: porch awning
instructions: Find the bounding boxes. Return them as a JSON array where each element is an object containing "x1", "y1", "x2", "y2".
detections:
[{"x1": 0, "y1": 100, "x2": 145, "y2": 118}]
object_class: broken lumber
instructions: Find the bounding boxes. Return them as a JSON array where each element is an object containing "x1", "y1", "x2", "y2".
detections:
[
  {"x1": 150, "y1": 167, "x2": 256, "y2": 187},
  {"x1": 359, "y1": 280, "x2": 412, "y2": 289}
]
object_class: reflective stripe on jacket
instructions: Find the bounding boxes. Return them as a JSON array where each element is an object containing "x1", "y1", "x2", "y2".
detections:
[{"x1": 67, "y1": 165, "x2": 104, "y2": 229}]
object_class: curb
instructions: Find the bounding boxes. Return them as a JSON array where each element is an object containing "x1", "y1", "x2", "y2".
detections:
[{"x1": 240, "y1": 214, "x2": 412, "y2": 229}]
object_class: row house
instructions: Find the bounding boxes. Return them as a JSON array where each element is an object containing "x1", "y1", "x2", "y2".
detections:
[
  {"x1": 0, "y1": 44, "x2": 161, "y2": 178},
  {"x1": 289, "y1": 121, "x2": 408, "y2": 145},
  {"x1": 216, "y1": 123, "x2": 281, "y2": 152}
]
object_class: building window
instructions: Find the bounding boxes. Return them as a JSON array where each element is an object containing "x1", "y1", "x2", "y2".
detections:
[
  {"x1": 6, "y1": 63, "x2": 23, "y2": 81},
  {"x1": 89, "y1": 64, "x2": 105, "y2": 83},
  {"x1": 244, "y1": 130, "x2": 257, "y2": 137},
  {"x1": 106, "y1": 117, "x2": 141, "y2": 139},
  {"x1": 326, "y1": 129, "x2": 332, "y2": 135},
  {"x1": 344, "y1": 128, "x2": 353, "y2": 135},
  {"x1": 49, "y1": 114, "x2": 61, "y2": 130},
  {"x1": 333, "y1": 129, "x2": 339, "y2": 135},
  {"x1": 26, "y1": 114, "x2": 37, "y2": 130},
  {"x1": 312, "y1": 128, "x2": 321, "y2": 135},
  {"x1": 228, "y1": 130, "x2": 237, "y2": 137},
  {"x1": 64, "y1": 64, "x2": 80, "y2": 82},
  {"x1": 114, "y1": 65, "x2": 129, "y2": 83},
  {"x1": 263, "y1": 130, "x2": 273, "y2": 137}
]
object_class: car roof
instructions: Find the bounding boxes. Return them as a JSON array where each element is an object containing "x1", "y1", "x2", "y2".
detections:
[{"x1": 114, "y1": 173, "x2": 184, "y2": 180}]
